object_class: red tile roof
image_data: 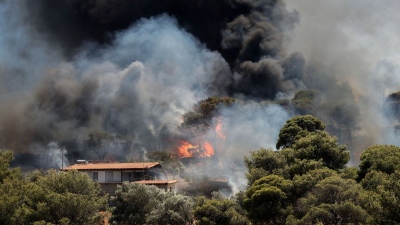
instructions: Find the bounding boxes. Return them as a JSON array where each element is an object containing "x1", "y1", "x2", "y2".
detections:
[
  {"x1": 134, "y1": 180, "x2": 178, "y2": 185},
  {"x1": 61, "y1": 162, "x2": 160, "y2": 171}
]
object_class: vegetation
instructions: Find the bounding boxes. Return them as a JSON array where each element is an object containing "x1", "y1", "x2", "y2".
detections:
[
  {"x1": 2, "y1": 114, "x2": 400, "y2": 224},
  {"x1": 276, "y1": 115, "x2": 325, "y2": 149},
  {"x1": 0, "y1": 151, "x2": 108, "y2": 225},
  {"x1": 147, "y1": 151, "x2": 185, "y2": 178},
  {"x1": 110, "y1": 182, "x2": 193, "y2": 225},
  {"x1": 240, "y1": 115, "x2": 400, "y2": 224},
  {"x1": 180, "y1": 96, "x2": 235, "y2": 137},
  {"x1": 194, "y1": 192, "x2": 250, "y2": 225}
]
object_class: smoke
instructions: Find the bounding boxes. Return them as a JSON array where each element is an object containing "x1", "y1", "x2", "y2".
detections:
[
  {"x1": 0, "y1": 0, "x2": 301, "y2": 158},
  {"x1": 214, "y1": 102, "x2": 290, "y2": 192},
  {"x1": 285, "y1": 0, "x2": 400, "y2": 148},
  {"x1": 20, "y1": 0, "x2": 302, "y2": 99},
  {"x1": 1, "y1": 13, "x2": 232, "y2": 154},
  {"x1": 2, "y1": 0, "x2": 400, "y2": 194},
  {"x1": 45, "y1": 142, "x2": 69, "y2": 169}
]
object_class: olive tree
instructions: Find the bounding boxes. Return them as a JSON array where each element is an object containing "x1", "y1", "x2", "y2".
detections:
[{"x1": 110, "y1": 182, "x2": 194, "y2": 225}]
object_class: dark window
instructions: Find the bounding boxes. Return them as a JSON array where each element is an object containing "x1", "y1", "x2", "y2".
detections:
[{"x1": 93, "y1": 172, "x2": 98, "y2": 181}]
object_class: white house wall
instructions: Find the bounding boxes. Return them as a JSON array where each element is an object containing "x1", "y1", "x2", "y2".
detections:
[
  {"x1": 84, "y1": 170, "x2": 121, "y2": 183},
  {"x1": 113, "y1": 171, "x2": 121, "y2": 182},
  {"x1": 105, "y1": 171, "x2": 113, "y2": 182},
  {"x1": 98, "y1": 171, "x2": 105, "y2": 183}
]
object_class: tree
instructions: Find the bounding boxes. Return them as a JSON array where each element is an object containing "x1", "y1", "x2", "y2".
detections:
[
  {"x1": 0, "y1": 177, "x2": 30, "y2": 225},
  {"x1": 26, "y1": 170, "x2": 108, "y2": 225},
  {"x1": 110, "y1": 182, "x2": 161, "y2": 225},
  {"x1": 0, "y1": 151, "x2": 29, "y2": 225},
  {"x1": 84, "y1": 131, "x2": 116, "y2": 160},
  {"x1": 328, "y1": 101, "x2": 360, "y2": 145},
  {"x1": 291, "y1": 131, "x2": 349, "y2": 170},
  {"x1": 0, "y1": 150, "x2": 30, "y2": 225},
  {"x1": 244, "y1": 147, "x2": 328, "y2": 183},
  {"x1": 110, "y1": 182, "x2": 194, "y2": 225},
  {"x1": 242, "y1": 175, "x2": 293, "y2": 224},
  {"x1": 0, "y1": 152, "x2": 107, "y2": 225},
  {"x1": 146, "y1": 193, "x2": 194, "y2": 225},
  {"x1": 361, "y1": 169, "x2": 400, "y2": 224},
  {"x1": 384, "y1": 91, "x2": 400, "y2": 122},
  {"x1": 244, "y1": 148, "x2": 288, "y2": 185},
  {"x1": 147, "y1": 151, "x2": 185, "y2": 178},
  {"x1": 194, "y1": 192, "x2": 250, "y2": 225},
  {"x1": 357, "y1": 145, "x2": 400, "y2": 181},
  {"x1": 289, "y1": 176, "x2": 370, "y2": 225},
  {"x1": 292, "y1": 168, "x2": 337, "y2": 198},
  {"x1": 181, "y1": 97, "x2": 235, "y2": 136},
  {"x1": 241, "y1": 115, "x2": 352, "y2": 224},
  {"x1": 276, "y1": 115, "x2": 325, "y2": 149},
  {"x1": 292, "y1": 90, "x2": 319, "y2": 116},
  {"x1": 368, "y1": 170, "x2": 400, "y2": 224},
  {"x1": 0, "y1": 150, "x2": 21, "y2": 183}
]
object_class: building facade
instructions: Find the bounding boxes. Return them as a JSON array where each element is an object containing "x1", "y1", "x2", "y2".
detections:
[{"x1": 61, "y1": 161, "x2": 177, "y2": 194}]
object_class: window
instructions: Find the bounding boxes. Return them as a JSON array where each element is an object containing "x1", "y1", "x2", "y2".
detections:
[{"x1": 93, "y1": 172, "x2": 98, "y2": 181}]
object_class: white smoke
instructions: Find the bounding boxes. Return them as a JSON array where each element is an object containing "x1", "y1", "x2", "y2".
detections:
[
  {"x1": 285, "y1": 0, "x2": 400, "y2": 147},
  {"x1": 71, "y1": 14, "x2": 232, "y2": 141},
  {"x1": 205, "y1": 102, "x2": 290, "y2": 192}
]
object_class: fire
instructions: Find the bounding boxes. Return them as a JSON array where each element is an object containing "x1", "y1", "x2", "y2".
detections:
[
  {"x1": 177, "y1": 116, "x2": 226, "y2": 158},
  {"x1": 177, "y1": 140, "x2": 214, "y2": 158},
  {"x1": 178, "y1": 141, "x2": 198, "y2": 157},
  {"x1": 215, "y1": 117, "x2": 226, "y2": 140},
  {"x1": 203, "y1": 141, "x2": 214, "y2": 157}
]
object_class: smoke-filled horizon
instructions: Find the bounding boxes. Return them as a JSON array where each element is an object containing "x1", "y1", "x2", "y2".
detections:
[
  {"x1": 0, "y1": 0, "x2": 399, "y2": 191},
  {"x1": 285, "y1": 0, "x2": 400, "y2": 147}
]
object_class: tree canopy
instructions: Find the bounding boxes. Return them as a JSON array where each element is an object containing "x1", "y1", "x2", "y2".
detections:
[
  {"x1": 288, "y1": 176, "x2": 369, "y2": 225},
  {"x1": 26, "y1": 170, "x2": 108, "y2": 225},
  {"x1": 110, "y1": 182, "x2": 193, "y2": 225},
  {"x1": 181, "y1": 96, "x2": 235, "y2": 135},
  {"x1": 3, "y1": 113, "x2": 400, "y2": 225},
  {"x1": 358, "y1": 145, "x2": 400, "y2": 181},
  {"x1": 291, "y1": 131, "x2": 349, "y2": 170},
  {"x1": 0, "y1": 151, "x2": 108, "y2": 225},
  {"x1": 292, "y1": 89, "x2": 319, "y2": 115},
  {"x1": 276, "y1": 115, "x2": 325, "y2": 149},
  {"x1": 194, "y1": 192, "x2": 250, "y2": 225}
]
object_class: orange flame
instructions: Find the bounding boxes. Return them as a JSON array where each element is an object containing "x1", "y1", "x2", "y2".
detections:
[
  {"x1": 178, "y1": 141, "x2": 198, "y2": 157},
  {"x1": 215, "y1": 117, "x2": 226, "y2": 140},
  {"x1": 177, "y1": 140, "x2": 214, "y2": 158},
  {"x1": 203, "y1": 141, "x2": 214, "y2": 157}
]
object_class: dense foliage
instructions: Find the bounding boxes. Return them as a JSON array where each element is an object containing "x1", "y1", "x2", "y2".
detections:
[
  {"x1": 110, "y1": 182, "x2": 193, "y2": 225},
  {"x1": 194, "y1": 192, "x2": 250, "y2": 225},
  {"x1": 2, "y1": 114, "x2": 400, "y2": 225},
  {"x1": 0, "y1": 151, "x2": 108, "y2": 225},
  {"x1": 242, "y1": 115, "x2": 400, "y2": 224},
  {"x1": 181, "y1": 96, "x2": 235, "y2": 136}
]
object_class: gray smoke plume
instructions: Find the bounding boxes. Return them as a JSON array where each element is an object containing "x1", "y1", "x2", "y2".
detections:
[
  {"x1": 0, "y1": 14, "x2": 232, "y2": 154},
  {"x1": 213, "y1": 102, "x2": 290, "y2": 192},
  {"x1": 285, "y1": 0, "x2": 400, "y2": 153},
  {"x1": 2, "y1": 0, "x2": 400, "y2": 195},
  {"x1": 0, "y1": 0, "x2": 301, "y2": 158}
]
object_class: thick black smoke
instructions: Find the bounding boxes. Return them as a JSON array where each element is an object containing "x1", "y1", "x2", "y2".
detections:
[
  {"x1": 23, "y1": 0, "x2": 301, "y2": 99},
  {"x1": 23, "y1": 0, "x2": 251, "y2": 61},
  {"x1": 0, "y1": 0, "x2": 304, "y2": 173}
]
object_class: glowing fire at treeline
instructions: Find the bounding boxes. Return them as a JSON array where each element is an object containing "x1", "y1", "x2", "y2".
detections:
[
  {"x1": 215, "y1": 117, "x2": 226, "y2": 140},
  {"x1": 177, "y1": 118, "x2": 225, "y2": 158},
  {"x1": 178, "y1": 141, "x2": 214, "y2": 158}
]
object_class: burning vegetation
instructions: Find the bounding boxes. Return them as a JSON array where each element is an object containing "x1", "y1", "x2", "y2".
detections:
[{"x1": 177, "y1": 141, "x2": 214, "y2": 158}]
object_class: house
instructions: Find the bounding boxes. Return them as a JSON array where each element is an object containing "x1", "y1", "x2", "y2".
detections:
[{"x1": 61, "y1": 160, "x2": 178, "y2": 194}]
